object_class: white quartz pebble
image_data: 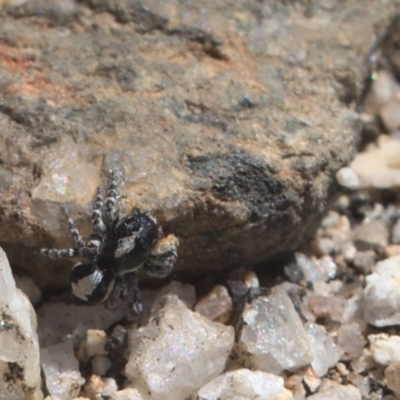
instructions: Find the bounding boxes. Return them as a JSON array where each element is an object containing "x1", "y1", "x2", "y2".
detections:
[{"x1": 196, "y1": 369, "x2": 293, "y2": 400}]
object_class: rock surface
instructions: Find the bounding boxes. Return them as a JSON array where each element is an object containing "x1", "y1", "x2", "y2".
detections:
[
  {"x1": 0, "y1": 246, "x2": 43, "y2": 400},
  {"x1": 196, "y1": 369, "x2": 293, "y2": 400},
  {"x1": 0, "y1": 0, "x2": 398, "y2": 286},
  {"x1": 125, "y1": 296, "x2": 234, "y2": 400},
  {"x1": 235, "y1": 287, "x2": 312, "y2": 374}
]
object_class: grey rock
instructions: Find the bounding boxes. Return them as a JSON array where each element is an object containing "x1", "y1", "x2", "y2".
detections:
[{"x1": 0, "y1": 0, "x2": 398, "y2": 286}]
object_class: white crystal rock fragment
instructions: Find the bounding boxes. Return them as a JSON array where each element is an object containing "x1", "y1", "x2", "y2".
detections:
[
  {"x1": 92, "y1": 355, "x2": 111, "y2": 376},
  {"x1": 150, "y1": 280, "x2": 196, "y2": 316},
  {"x1": 236, "y1": 287, "x2": 312, "y2": 374},
  {"x1": 336, "y1": 167, "x2": 359, "y2": 189},
  {"x1": 307, "y1": 381, "x2": 361, "y2": 400},
  {"x1": 111, "y1": 388, "x2": 145, "y2": 400},
  {"x1": 0, "y1": 247, "x2": 43, "y2": 400},
  {"x1": 337, "y1": 322, "x2": 366, "y2": 359},
  {"x1": 295, "y1": 253, "x2": 326, "y2": 283},
  {"x1": 363, "y1": 255, "x2": 400, "y2": 326},
  {"x1": 126, "y1": 296, "x2": 234, "y2": 400},
  {"x1": 85, "y1": 329, "x2": 108, "y2": 357},
  {"x1": 102, "y1": 377, "x2": 118, "y2": 398},
  {"x1": 369, "y1": 334, "x2": 400, "y2": 365},
  {"x1": 304, "y1": 323, "x2": 343, "y2": 377},
  {"x1": 196, "y1": 368, "x2": 293, "y2": 400},
  {"x1": 14, "y1": 274, "x2": 42, "y2": 304},
  {"x1": 40, "y1": 340, "x2": 85, "y2": 400},
  {"x1": 37, "y1": 301, "x2": 127, "y2": 347},
  {"x1": 195, "y1": 285, "x2": 232, "y2": 322}
]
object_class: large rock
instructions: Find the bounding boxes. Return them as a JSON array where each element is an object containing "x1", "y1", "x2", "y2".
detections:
[{"x1": 0, "y1": 0, "x2": 398, "y2": 286}]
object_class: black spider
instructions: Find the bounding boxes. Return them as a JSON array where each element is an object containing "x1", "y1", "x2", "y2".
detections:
[{"x1": 41, "y1": 171, "x2": 179, "y2": 314}]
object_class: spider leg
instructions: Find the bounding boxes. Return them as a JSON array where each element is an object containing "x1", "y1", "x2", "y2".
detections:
[
  {"x1": 105, "y1": 170, "x2": 120, "y2": 226},
  {"x1": 143, "y1": 234, "x2": 179, "y2": 278},
  {"x1": 40, "y1": 247, "x2": 80, "y2": 259},
  {"x1": 105, "y1": 277, "x2": 122, "y2": 309},
  {"x1": 121, "y1": 272, "x2": 142, "y2": 314},
  {"x1": 91, "y1": 186, "x2": 108, "y2": 233},
  {"x1": 63, "y1": 207, "x2": 85, "y2": 249}
]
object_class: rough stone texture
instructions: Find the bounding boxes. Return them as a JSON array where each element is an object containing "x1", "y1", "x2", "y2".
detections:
[
  {"x1": 125, "y1": 296, "x2": 234, "y2": 400},
  {"x1": 0, "y1": 246, "x2": 43, "y2": 400},
  {"x1": 235, "y1": 287, "x2": 312, "y2": 374},
  {"x1": 40, "y1": 340, "x2": 85, "y2": 400},
  {"x1": 0, "y1": 0, "x2": 397, "y2": 286},
  {"x1": 196, "y1": 369, "x2": 293, "y2": 400}
]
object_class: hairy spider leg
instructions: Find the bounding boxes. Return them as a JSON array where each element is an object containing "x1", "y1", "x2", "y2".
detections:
[
  {"x1": 40, "y1": 247, "x2": 81, "y2": 259},
  {"x1": 105, "y1": 277, "x2": 122, "y2": 309},
  {"x1": 63, "y1": 206, "x2": 85, "y2": 249},
  {"x1": 105, "y1": 170, "x2": 120, "y2": 225},
  {"x1": 91, "y1": 186, "x2": 108, "y2": 233},
  {"x1": 121, "y1": 272, "x2": 142, "y2": 314}
]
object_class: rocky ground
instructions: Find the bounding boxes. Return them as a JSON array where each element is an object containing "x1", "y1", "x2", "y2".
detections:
[{"x1": 2, "y1": 1, "x2": 400, "y2": 400}]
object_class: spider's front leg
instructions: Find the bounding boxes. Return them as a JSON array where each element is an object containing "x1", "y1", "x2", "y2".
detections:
[
  {"x1": 121, "y1": 272, "x2": 143, "y2": 314},
  {"x1": 143, "y1": 234, "x2": 179, "y2": 278},
  {"x1": 91, "y1": 187, "x2": 107, "y2": 233}
]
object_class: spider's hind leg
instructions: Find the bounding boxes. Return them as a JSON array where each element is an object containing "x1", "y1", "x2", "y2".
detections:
[
  {"x1": 121, "y1": 272, "x2": 142, "y2": 314},
  {"x1": 63, "y1": 207, "x2": 85, "y2": 249},
  {"x1": 105, "y1": 170, "x2": 121, "y2": 226}
]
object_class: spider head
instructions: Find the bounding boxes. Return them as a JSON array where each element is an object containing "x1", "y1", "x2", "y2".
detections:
[{"x1": 143, "y1": 234, "x2": 179, "y2": 278}]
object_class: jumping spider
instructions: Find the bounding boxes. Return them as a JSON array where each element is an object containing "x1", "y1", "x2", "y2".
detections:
[{"x1": 41, "y1": 171, "x2": 179, "y2": 314}]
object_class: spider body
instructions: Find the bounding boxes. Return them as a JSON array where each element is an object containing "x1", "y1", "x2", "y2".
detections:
[{"x1": 41, "y1": 171, "x2": 179, "y2": 314}]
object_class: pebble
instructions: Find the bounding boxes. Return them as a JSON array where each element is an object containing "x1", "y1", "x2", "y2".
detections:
[
  {"x1": 363, "y1": 256, "x2": 400, "y2": 326},
  {"x1": 304, "y1": 322, "x2": 343, "y2": 377},
  {"x1": 384, "y1": 362, "x2": 400, "y2": 398},
  {"x1": 41, "y1": 340, "x2": 85, "y2": 400},
  {"x1": 337, "y1": 322, "x2": 366, "y2": 359},
  {"x1": 194, "y1": 285, "x2": 232, "y2": 323},
  {"x1": 336, "y1": 167, "x2": 359, "y2": 189},
  {"x1": 126, "y1": 296, "x2": 234, "y2": 400},
  {"x1": 353, "y1": 219, "x2": 389, "y2": 250},
  {"x1": 303, "y1": 367, "x2": 322, "y2": 392},
  {"x1": 196, "y1": 369, "x2": 293, "y2": 400},
  {"x1": 307, "y1": 295, "x2": 346, "y2": 321},
  {"x1": 295, "y1": 253, "x2": 327, "y2": 284},
  {"x1": 14, "y1": 274, "x2": 42, "y2": 304},
  {"x1": 84, "y1": 374, "x2": 104, "y2": 400},
  {"x1": 353, "y1": 250, "x2": 376, "y2": 274},
  {"x1": 236, "y1": 287, "x2": 312, "y2": 374},
  {"x1": 369, "y1": 334, "x2": 400, "y2": 365},
  {"x1": 380, "y1": 100, "x2": 400, "y2": 132},
  {"x1": 110, "y1": 388, "x2": 144, "y2": 400},
  {"x1": 306, "y1": 381, "x2": 361, "y2": 400},
  {"x1": 91, "y1": 355, "x2": 111, "y2": 376},
  {"x1": 102, "y1": 378, "x2": 118, "y2": 398},
  {"x1": 85, "y1": 329, "x2": 108, "y2": 358},
  {"x1": 0, "y1": 247, "x2": 43, "y2": 400}
]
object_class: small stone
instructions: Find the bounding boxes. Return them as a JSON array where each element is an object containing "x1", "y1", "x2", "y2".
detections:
[
  {"x1": 304, "y1": 322, "x2": 344, "y2": 377},
  {"x1": 244, "y1": 271, "x2": 260, "y2": 289},
  {"x1": 102, "y1": 378, "x2": 118, "y2": 398},
  {"x1": 284, "y1": 374, "x2": 306, "y2": 400},
  {"x1": 336, "y1": 167, "x2": 359, "y2": 189},
  {"x1": 336, "y1": 362, "x2": 349, "y2": 376},
  {"x1": 313, "y1": 237, "x2": 335, "y2": 256},
  {"x1": 14, "y1": 274, "x2": 42, "y2": 304},
  {"x1": 41, "y1": 340, "x2": 85, "y2": 400},
  {"x1": 337, "y1": 322, "x2": 366, "y2": 359},
  {"x1": 236, "y1": 287, "x2": 312, "y2": 374},
  {"x1": 347, "y1": 373, "x2": 370, "y2": 398},
  {"x1": 363, "y1": 256, "x2": 400, "y2": 326},
  {"x1": 369, "y1": 334, "x2": 400, "y2": 366},
  {"x1": 321, "y1": 211, "x2": 341, "y2": 228},
  {"x1": 194, "y1": 285, "x2": 232, "y2": 323},
  {"x1": 91, "y1": 355, "x2": 111, "y2": 376},
  {"x1": 110, "y1": 388, "x2": 144, "y2": 400},
  {"x1": 306, "y1": 381, "x2": 361, "y2": 400},
  {"x1": 303, "y1": 367, "x2": 321, "y2": 393},
  {"x1": 353, "y1": 219, "x2": 389, "y2": 250},
  {"x1": 84, "y1": 375, "x2": 104, "y2": 400},
  {"x1": 353, "y1": 250, "x2": 376, "y2": 274},
  {"x1": 392, "y1": 218, "x2": 400, "y2": 244},
  {"x1": 0, "y1": 247, "x2": 43, "y2": 400},
  {"x1": 385, "y1": 244, "x2": 400, "y2": 258},
  {"x1": 295, "y1": 253, "x2": 326, "y2": 284},
  {"x1": 385, "y1": 362, "x2": 400, "y2": 397},
  {"x1": 341, "y1": 294, "x2": 365, "y2": 324},
  {"x1": 380, "y1": 100, "x2": 400, "y2": 132},
  {"x1": 307, "y1": 295, "x2": 346, "y2": 321},
  {"x1": 196, "y1": 369, "x2": 293, "y2": 400},
  {"x1": 85, "y1": 329, "x2": 108, "y2": 358},
  {"x1": 126, "y1": 297, "x2": 234, "y2": 400}
]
